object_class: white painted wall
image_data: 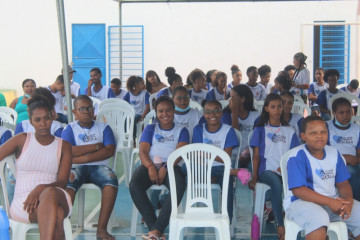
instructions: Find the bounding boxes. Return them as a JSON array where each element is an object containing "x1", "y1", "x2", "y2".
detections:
[{"x1": 0, "y1": 0, "x2": 357, "y2": 95}]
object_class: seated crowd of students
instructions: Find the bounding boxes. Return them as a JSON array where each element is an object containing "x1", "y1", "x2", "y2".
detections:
[{"x1": 1, "y1": 51, "x2": 360, "y2": 240}]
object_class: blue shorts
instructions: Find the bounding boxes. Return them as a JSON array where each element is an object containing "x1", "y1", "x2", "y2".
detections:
[{"x1": 66, "y1": 165, "x2": 118, "y2": 192}]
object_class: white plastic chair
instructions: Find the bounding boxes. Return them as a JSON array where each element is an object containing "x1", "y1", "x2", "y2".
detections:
[
  {"x1": 189, "y1": 100, "x2": 203, "y2": 113},
  {"x1": 280, "y1": 148, "x2": 348, "y2": 240},
  {"x1": 98, "y1": 98, "x2": 128, "y2": 110},
  {"x1": 167, "y1": 144, "x2": 231, "y2": 240},
  {"x1": 219, "y1": 100, "x2": 229, "y2": 109},
  {"x1": 329, "y1": 92, "x2": 360, "y2": 119},
  {"x1": 254, "y1": 100, "x2": 264, "y2": 112},
  {"x1": 0, "y1": 112, "x2": 14, "y2": 124},
  {"x1": 0, "y1": 154, "x2": 73, "y2": 240},
  {"x1": 291, "y1": 100, "x2": 311, "y2": 116},
  {"x1": 97, "y1": 103, "x2": 135, "y2": 186},
  {"x1": 89, "y1": 96, "x2": 101, "y2": 115},
  {"x1": 293, "y1": 94, "x2": 303, "y2": 102},
  {"x1": 248, "y1": 130, "x2": 271, "y2": 237},
  {"x1": 149, "y1": 92, "x2": 158, "y2": 111},
  {"x1": 0, "y1": 107, "x2": 17, "y2": 124}
]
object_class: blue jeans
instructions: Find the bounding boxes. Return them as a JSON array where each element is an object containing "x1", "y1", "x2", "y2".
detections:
[
  {"x1": 348, "y1": 164, "x2": 360, "y2": 201},
  {"x1": 56, "y1": 113, "x2": 68, "y2": 124},
  {"x1": 259, "y1": 170, "x2": 284, "y2": 227},
  {"x1": 66, "y1": 165, "x2": 118, "y2": 191},
  {"x1": 181, "y1": 164, "x2": 234, "y2": 223}
]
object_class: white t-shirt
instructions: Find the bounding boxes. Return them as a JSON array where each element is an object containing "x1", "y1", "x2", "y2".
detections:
[
  {"x1": 47, "y1": 86, "x2": 65, "y2": 114},
  {"x1": 61, "y1": 121, "x2": 115, "y2": 166},
  {"x1": 327, "y1": 120, "x2": 360, "y2": 156},
  {"x1": 174, "y1": 108, "x2": 202, "y2": 141},
  {"x1": 116, "y1": 89, "x2": 128, "y2": 100},
  {"x1": 308, "y1": 82, "x2": 328, "y2": 106},
  {"x1": 188, "y1": 89, "x2": 208, "y2": 104},
  {"x1": 192, "y1": 123, "x2": 239, "y2": 167},
  {"x1": 288, "y1": 113, "x2": 303, "y2": 141},
  {"x1": 86, "y1": 85, "x2": 115, "y2": 101},
  {"x1": 123, "y1": 90, "x2": 150, "y2": 115},
  {"x1": 291, "y1": 68, "x2": 310, "y2": 96},
  {"x1": 15, "y1": 120, "x2": 64, "y2": 137},
  {"x1": 140, "y1": 123, "x2": 189, "y2": 163},
  {"x1": 250, "y1": 124, "x2": 299, "y2": 174},
  {"x1": 284, "y1": 144, "x2": 350, "y2": 210},
  {"x1": 70, "y1": 81, "x2": 81, "y2": 97},
  {"x1": 246, "y1": 83, "x2": 266, "y2": 101}
]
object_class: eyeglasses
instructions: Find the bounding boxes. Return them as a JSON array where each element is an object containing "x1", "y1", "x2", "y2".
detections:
[
  {"x1": 75, "y1": 106, "x2": 94, "y2": 113},
  {"x1": 175, "y1": 96, "x2": 190, "y2": 101},
  {"x1": 204, "y1": 109, "x2": 222, "y2": 115}
]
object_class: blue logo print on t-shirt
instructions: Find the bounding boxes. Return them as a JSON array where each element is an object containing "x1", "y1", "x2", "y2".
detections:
[
  {"x1": 78, "y1": 133, "x2": 96, "y2": 142},
  {"x1": 155, "y1": 134, "x2": 165, "y2": 143},
  {"x1": 203, "y1": 138, "x2": 213, "y2": 144},
  {"x1": 333, "y1": 135, "x2": 353, "y2": 144},
  {"x1": 315, "y1": 168, "x2": 334, "y2": 180},
  {"x1": 267, "y1": 133, "x2": 286, "y2": 143}
]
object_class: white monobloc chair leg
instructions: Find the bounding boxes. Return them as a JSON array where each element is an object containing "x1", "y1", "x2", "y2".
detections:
[{"x1": 253, "y1": 182, "x2": 271, "y2": 237}]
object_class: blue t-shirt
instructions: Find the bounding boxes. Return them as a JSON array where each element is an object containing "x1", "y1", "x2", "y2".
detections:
[
  {"x1": 140, "y1": 123, "x2": 189, "y2": 163},
  {"x1": 123, "y1": 90, "x2": 150, "y2": 115},
  {"x1": 188, "y1": 89, "x2": 208, "y2": 104},
  {"x1": 192, "y1": 123, "x2": 239, "y2": 166},
  {"x1": 0, "y1": 126, "x2": 12, "y2": 146},
  {"x1": 250, "y1": 124, "x2": 299, "y2": 175},
  {"x1": 157, "y1": 87, "x2": 172, "y2": 98},
  {"x1": 61, "y1": 121, "x2": 115, "y2": 166},
  {"x1": 284, "y1": 144, "x2": 350, "y2": 210}
]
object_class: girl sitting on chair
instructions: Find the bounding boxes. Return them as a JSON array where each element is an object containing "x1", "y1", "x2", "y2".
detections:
[
  {"x1": 0, "y1": 94, "x2": 72, "y2": 240},
  {"x1": 129, "y1": 96, "x2": 189, "y2": 240}
]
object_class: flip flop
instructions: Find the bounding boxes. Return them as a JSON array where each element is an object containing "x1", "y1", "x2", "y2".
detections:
[
  {"x1": 142, "y1": 234, "x2": 159, "y2": 240},
  {"x1": 159, "y1": 235, "x2": 166, "y2": 240},
  {"x1": 96, "y1": 234, "x2": 115, "y2": 240}
]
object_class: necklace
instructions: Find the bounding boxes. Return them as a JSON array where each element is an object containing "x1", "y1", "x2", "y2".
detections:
[{"x1": 267, "y1": 122, "x2": 281, "y2": 134}]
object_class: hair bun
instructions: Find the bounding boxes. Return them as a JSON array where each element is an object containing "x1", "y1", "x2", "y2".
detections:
[
  {"x1": 231, "y1": 65, "x2": 240, "y2": 75},
  {"x1": 165, "y1": 67, "x2": 176, "y2": 78}
]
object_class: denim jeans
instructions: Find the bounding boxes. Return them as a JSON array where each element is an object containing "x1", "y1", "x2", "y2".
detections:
[
  {"x1": 347, "y1": 164, "x2": 360, "y2": 201},
  {"x1": 66, "y1": 165, "x2": 118, "y2": 191},
  {"x1": 56, "y1": 113, "x2": 68, "y2": 124},
  {"x1": 129, "y1": 165, "x2": 186, "y2": 233},
  {"x1": 259, "y1": 170, "x2": 284, "y2": 227}
]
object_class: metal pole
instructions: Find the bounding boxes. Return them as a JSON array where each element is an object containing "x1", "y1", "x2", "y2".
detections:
[
  {"x1": 56, "y1": 0, "x2": 73, "y2": 122},
  {"x1": 119, "y1": 0, "x2": 123, "y2": 81}
]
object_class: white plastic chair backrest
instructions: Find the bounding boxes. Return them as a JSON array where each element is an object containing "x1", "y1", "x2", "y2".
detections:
[
  {"x1": 2, "y1": 122, "x2": 16, "y2": 132},
  {"x1": 144, "y1": 110, "x2": 156, "y2": 127},
  {"x1": 149, "y1": 92, "x2": 157, "y2": 111},
  {"x1": 291, "y1": 101, "x2": 311, "y2": 116},
  {"x1": 293, "y1": 95, "x2": 303, "y2": 102},
  {"x1": 0, "y1": 107, "x2": 17, "y2": 124},
  {"x1": 337, "y1": 83, "x2": 347, "y2": 90},
  {"x1": 167, "y1": 144, "x2": 231, "y2": 218},
  {"x1": 254, "y1": 100, "x2": 264, "y2": 112},
  {"x1": 0, "y1": 154, "x2": 16, "y2": 216},
  {"x1": 97, "y1": 106, "x2": 135, "y2": 149},
  {"x1": 189, "y1": 100, "x2": 203, "y2": 113},
  {"x1": 99, "y1": 98, "x2": 128, "y2": 110},
  {"x1": 329, "y1": 92, "x2": 360, "y2": 118},
  {"x1": 89, "y1": 96, "x2": 101, "y2": 115},
  {"x1": 0, "y1": 112, "x2": 14, "y2": 124},
  {"x1": 219, "y1": 100, "x2": 229, "y2": 109}
]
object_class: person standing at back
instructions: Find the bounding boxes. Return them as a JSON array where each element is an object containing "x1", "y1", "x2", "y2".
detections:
[
  {"x1": 290, "y1": 52, "x2": 310, "y2": 103},
  {"x1": 85, "y1": 67, "x2": 116, "y2": 101}
]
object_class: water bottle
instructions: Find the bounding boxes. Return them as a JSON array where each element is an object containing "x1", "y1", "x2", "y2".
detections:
[
  {"x1": 153, "y1": 156, "x2": 162, "y2": 170},
  {"x1": 0, "y1": 206, "x2": 10, "y2": 240},
  {"x1": 251, "y1": 214, "x2": 260, "y2": 240}
]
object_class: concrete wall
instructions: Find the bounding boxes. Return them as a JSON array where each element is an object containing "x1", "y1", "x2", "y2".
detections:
[{"x1": 0, "y1": 0, "x2": 357, "y2": 96}]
